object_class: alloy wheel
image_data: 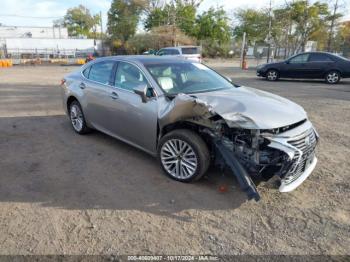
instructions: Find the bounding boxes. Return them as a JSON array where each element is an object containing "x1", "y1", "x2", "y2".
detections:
[
  {"x1": 160, "y1": 139, "x2": 198, "y2": 179},
  {"x1": 70, "y1": 104, "x2": 84, "y2": 132},
  {"x1": 267, "y1": 70, "x2": 278, "y2": 81},
  {"x1": 326, "y1": 72, "x2": 339, "y2": 84}
]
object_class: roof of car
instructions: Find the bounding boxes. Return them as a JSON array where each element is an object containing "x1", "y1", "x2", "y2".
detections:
[{"x1": 94, "y1": 55, "x2": 194, "y2": 64}]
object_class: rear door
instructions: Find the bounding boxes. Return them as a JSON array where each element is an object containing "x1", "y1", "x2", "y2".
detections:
[
  {"x1": 81, "y1": 60, "x2": 117, "y2": 128},
  {"x1": 307, "y1": 53, "x2": 336, "y2": 78}
]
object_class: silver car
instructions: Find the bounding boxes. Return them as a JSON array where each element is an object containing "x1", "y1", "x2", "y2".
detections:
[
  {"x1": 157, "y1": 46, "x2": 202, "y2": 63},
  {"x1": 61, "y1": 56, "x2": 319, "y2": 201}
]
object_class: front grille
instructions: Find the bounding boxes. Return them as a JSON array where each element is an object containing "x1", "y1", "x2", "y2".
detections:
[{"x1": 282, "y1": 129, "x2": 317, "y2": 184}]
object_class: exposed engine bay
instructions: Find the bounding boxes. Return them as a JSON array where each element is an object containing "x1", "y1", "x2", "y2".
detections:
[{"x1": 159, "y1": 92, "x2": 319, "y2": 201}]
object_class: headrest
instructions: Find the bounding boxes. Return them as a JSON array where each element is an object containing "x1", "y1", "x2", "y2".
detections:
[{"x1": 157, "y1": 77, "x2": 174, "y2": 91}]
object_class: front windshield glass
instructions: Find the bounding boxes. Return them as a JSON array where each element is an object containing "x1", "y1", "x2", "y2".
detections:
[{"x1": 145, "y1": 62, "x2": 233, "y2": 95}]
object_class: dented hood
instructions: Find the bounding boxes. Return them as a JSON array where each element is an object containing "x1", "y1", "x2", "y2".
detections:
[
  {"x1": 193, "y1": 87, "x2": 307, "y2": 129},
  {"x1": 158, "y1": 86, "x2": 307, "y2": 130}
]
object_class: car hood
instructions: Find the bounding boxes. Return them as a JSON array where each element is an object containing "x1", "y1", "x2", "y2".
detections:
[{"x1": 191, "y1": 86, "x2": 307, "y2": 129}]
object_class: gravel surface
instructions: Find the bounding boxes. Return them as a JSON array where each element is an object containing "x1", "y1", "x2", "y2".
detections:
[{"x1": 0, "y1": 65, "x2": 349, "y2": 255}]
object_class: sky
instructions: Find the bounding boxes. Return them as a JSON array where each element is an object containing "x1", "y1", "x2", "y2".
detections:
[{"x1": 0, "y1": 0, "x2": 349, "y2": 29}]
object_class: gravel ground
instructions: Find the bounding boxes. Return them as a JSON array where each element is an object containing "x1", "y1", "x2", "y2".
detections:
[{"x1": 0, "y1": 64, "x2": 349, "y2": 256}]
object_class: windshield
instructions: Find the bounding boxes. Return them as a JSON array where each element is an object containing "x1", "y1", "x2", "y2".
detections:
[{"x1": 145, "y1": 62, "x2": 233, "y2": 95}]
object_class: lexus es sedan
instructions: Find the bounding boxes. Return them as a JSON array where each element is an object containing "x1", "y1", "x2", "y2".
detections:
[
  {"x1": 257, "y1": 52, "x2": 350, "y2": 84},
  {"x1": 61, "y1": 56, "x2": 319, "y2": 201}
]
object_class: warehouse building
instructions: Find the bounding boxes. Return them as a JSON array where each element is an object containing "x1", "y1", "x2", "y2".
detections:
[{"x1": 0, "y1": 25, "x2": 101, "y2": 60}]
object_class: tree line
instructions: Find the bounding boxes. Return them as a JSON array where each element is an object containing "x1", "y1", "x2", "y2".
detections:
[{"x1": 55, "y1": 0, "x2": 350, "y2": 57}]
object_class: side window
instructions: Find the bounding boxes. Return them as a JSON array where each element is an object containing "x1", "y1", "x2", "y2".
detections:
[
  {"x1": 157, "y1": 49, "x2": 165, "y2": 56},
  {"x1": 171, "y1": 49, "x2": 180, "y2": 55},
  {"x1": 115, "y1": 62, "x2": 149, "y2": 92},
  {"x1": 289, "y1": 54, "x2": 309, "y2": 64},
  {"x1": 88, "y1": 61, "x2": 115, "y2": 85},
  {"x1": 309, "y1": 54, "x2": 334, "y2": 62},
  {"x1": 83, "y1": 67, "x2": 91, "y2": 78}
]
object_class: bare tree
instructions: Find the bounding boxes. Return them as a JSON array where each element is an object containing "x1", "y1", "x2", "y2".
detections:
[{"x1": 327, "y1": 0, "x2": 344, "y2": 52}]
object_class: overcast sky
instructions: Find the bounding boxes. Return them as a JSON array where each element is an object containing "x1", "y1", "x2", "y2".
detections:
[{"x1": 0, "y1": 0, "x2": 349, "y2": 29}]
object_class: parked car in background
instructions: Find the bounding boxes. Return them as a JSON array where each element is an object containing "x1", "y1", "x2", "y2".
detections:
[
  {"x1": 156, "y1": 46, "x2": 202, "y2": 63},
  {"x1": 257, "y1": 52, "x2": 350, "y2": 84},
  {"x1": 142, "y1": 49, "x2": 158, "y2": 55},
  {"x1": 61, "y1": 56, "x2": 319, "y2": 201}
]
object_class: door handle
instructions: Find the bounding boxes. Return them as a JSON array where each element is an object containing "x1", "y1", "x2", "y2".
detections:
[
  {"x1": 79, "y1": 82, "x2": 86, "y2": 89},
  {"x1": 110, "y1": 91, "x2": 119, "y2": 100}
]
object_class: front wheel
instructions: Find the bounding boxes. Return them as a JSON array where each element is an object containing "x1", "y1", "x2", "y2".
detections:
[
  {"x1": 266, "y1": 69, "x2": 279, "y2": 81},
  {"x1": 325, "y1": 71, "x2": 341, "y2": 84},
  {"x1": 158, "y1": 129, "x2": 210, "y2": 182}
]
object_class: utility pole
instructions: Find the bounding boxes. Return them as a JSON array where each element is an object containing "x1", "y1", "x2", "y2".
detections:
[
  {"x1": 267, "y1": 0, "x2": 273, "y2": 63},
  {"x1": 100, "y1": 11, "x2": 104, "y2": 56},
  {"x1": 240, "y1": 32, "x2": 246, "y2": 69}
]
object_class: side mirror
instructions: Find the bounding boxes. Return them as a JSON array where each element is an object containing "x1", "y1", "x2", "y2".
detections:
[
  {"x1": 285, "y1": 60, "x2": 290, "y2": 64},
  {"x1": 133, "y1": 84, "x2": 149, "y2": 103}
]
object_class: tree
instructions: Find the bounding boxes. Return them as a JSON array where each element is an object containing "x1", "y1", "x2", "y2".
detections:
[
  {"x1": 144, "y1": 0, "x2": 200, "y2": 36},
  {"x1": 57, "y1": 5, "x2": 100, "y2": 37},
  {"x1": 195, "y1": 7, "x2": 231, "y2": 44},
  {"x1": 289, "y1": 1, "x2": 329, "y2": 52},
  {"x1": 326, "y1": 0, "x2": 344, "y2": 51},
  {"x1": 107, "y1": 0, "x2": 147, "y2": 43},
  {"x1": 233, "y1": 9, "x2": 270, "y2": 43}
]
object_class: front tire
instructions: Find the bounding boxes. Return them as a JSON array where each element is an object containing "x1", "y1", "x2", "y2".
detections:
[
  {"x1": 69, "y1": 101, "x2": 90, "y2": 134},
  {"x1": 158, "y1": 129, "x2": 210, "y2": 182},
  {"x1": 266, "y1": 69, "x2": 279, "y2": 81},
  {"x1": 325, "y1": 71, "x2": 340, "y2": 84}
]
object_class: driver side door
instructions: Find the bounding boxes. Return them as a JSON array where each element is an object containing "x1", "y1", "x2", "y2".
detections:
[
  {"x1": 106, "y1": 61, "x2": 159, "y2": 154},
  {"x1": 282, "y1": 53, "x2": 310, "y2": 78}
]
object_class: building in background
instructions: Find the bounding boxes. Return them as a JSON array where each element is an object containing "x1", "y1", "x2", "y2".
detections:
[{"x1": 0, "y1": 25, "x2": 101, "y2": 60}]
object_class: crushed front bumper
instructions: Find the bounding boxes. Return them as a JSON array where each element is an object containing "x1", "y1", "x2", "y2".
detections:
[
  {"x1": 279, "y1": 156, "x2": 317, "y2": 192},
  {"x1": 265, "y1": 120, "x2": 319, "y2": 193}
]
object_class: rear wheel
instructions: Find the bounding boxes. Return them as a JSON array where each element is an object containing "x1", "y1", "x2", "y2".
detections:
[
  {"x1": 69, "y1": 101, "x2": 90, "y2": 134},
  {"x1": 325, "y1": 71, "x2": 340, "y2": 84},
  {"x1": 158, "y1": 129, "x2": 210, "y2": 182},
  {"x1": 266, "y1": 69, "x2": 279, "y2": 81}
]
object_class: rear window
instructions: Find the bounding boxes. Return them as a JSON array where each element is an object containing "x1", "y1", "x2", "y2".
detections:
[
  {"x1": 309, "y1": 54, "x2": 334, "y2": 62},
  {"x1": 181, "y1": 47, "x2": 200, "y2": 55}
]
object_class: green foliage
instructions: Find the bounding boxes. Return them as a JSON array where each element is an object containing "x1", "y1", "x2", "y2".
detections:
[
  {"x1": 233, "y1": 9, "x2": 269, "y2": 43},
  {"x1": 58, "y1": 5, "x2": 100, "y2": 37},
  {"x1": 233, "y1": 0, "x2": 346, "y2": 53},
  {"x1": 107, "y1": 0, "x2": 147, "y2": 43},
  {"x1": 144, "y1": 0, "x2": 197, "y2": 36},
  {"x1": 127, "y1": 25, "x2": 195, "y2": 54},
  {"x1": 194, "y1": 7, "x2": 232, "y2": 43}
]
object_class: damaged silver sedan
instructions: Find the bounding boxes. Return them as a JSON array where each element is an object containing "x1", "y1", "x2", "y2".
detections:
[{"x1": 61, "y1": 56, "x2": 319, "y2": 201}]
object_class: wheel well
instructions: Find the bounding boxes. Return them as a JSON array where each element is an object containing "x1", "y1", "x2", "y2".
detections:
[
  {"x1": 325, "y1": 69, "x2": 342, "y2": 77},
  {"x1": 160, "y1": 121, "x2": 213, "y2": 150},
  {"x1": 267, "y1": 68, "x2": 279, "y2": 74},
  {"x1": 66, "y1": 96, "x2": 78, "y2": 112}
]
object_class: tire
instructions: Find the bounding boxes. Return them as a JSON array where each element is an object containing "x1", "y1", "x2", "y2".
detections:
[
  {"x1": 69, "y1": 100, "x2": 91, "y2": 134},
  {"x1": 325, "y1": 70, "x2": 341, "y2": 84},
  {"x1": 158, "y1": 129, "x2": 210, "y2": 182},
  {"x1": 266, "y1": 69, "x2": 279, "y2": 81}
]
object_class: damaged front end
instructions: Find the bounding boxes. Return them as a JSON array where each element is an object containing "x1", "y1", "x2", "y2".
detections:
[{"x1": 158, "y1": 93, "x2": 319, "y2": 201}]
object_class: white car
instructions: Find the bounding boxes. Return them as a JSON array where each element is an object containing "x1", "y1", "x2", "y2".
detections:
[{"x1": 157, "y1": 46, "x2": 202, "y2": 63}]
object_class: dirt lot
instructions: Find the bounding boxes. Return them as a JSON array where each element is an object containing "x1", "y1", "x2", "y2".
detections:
[{"x1": 0, "y1": 65, "x2": 349, "y2": 256}]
